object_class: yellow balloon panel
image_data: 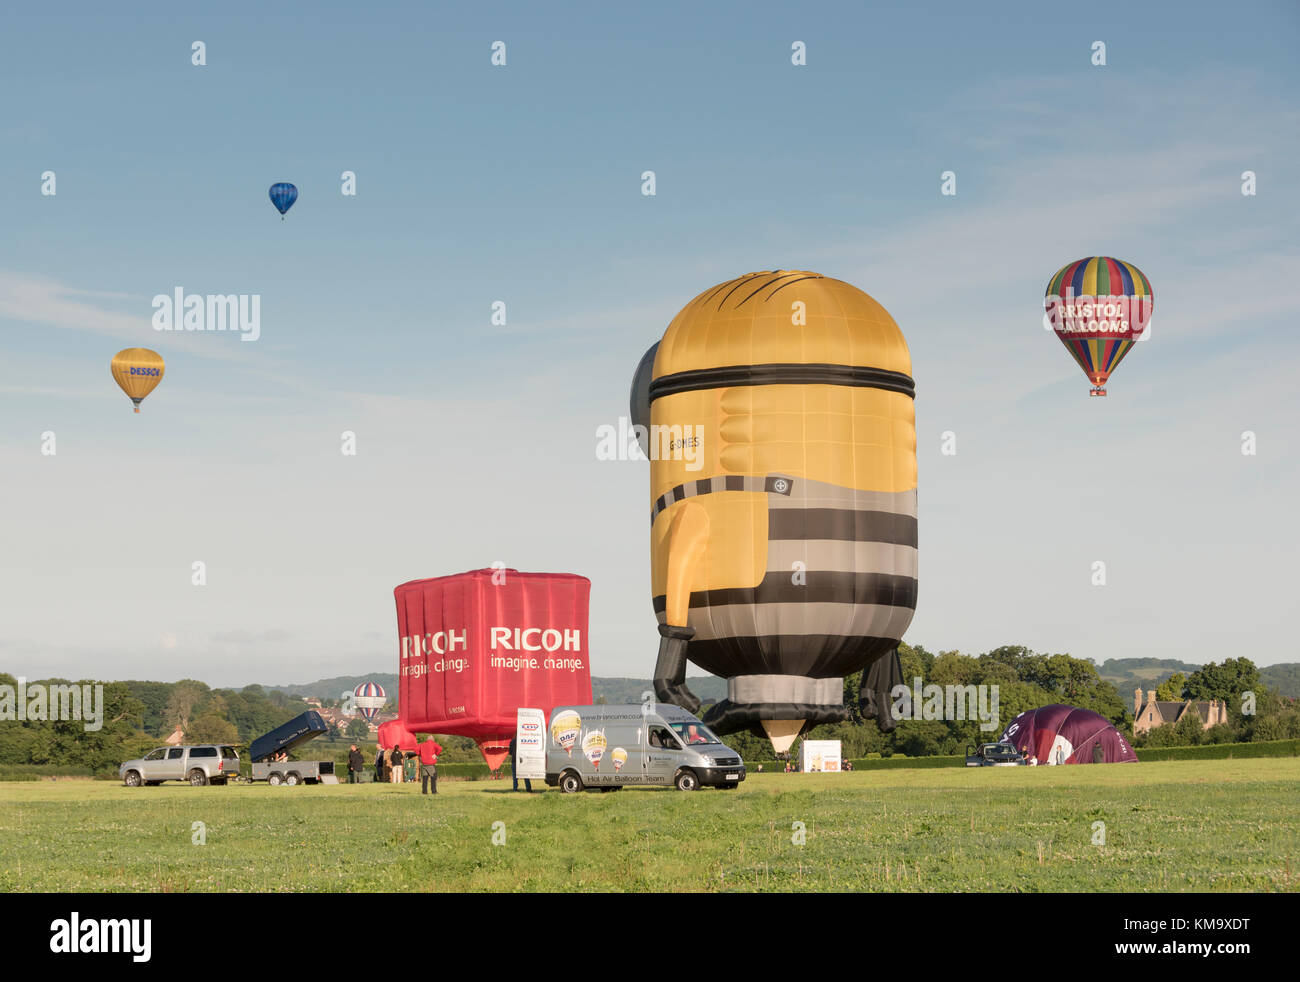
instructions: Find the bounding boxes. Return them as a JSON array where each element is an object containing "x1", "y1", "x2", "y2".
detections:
[{"x1": 650, "y1": 385, "x2": 915, "y2": 498}]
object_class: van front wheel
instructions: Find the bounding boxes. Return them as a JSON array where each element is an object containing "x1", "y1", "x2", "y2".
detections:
[
  {"x1": 674, "y1": 769, "x2": 699, "y2": 792},
  {"x1": 559, "y1": 771, "x2": 583, "y2": 794}
]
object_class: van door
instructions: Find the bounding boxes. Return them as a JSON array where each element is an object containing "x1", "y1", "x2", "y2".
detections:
[{"x1": 644, "y1": 722, "x2": 684, "y2": 786}]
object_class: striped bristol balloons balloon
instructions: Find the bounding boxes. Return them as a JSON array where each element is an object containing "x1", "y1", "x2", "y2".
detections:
[
  {"x1": 1044, "y1": 256, "x2": 1153, "y2": 397},
  {"x1": 631, "y1": 271, "x2": 918, "y2": 755},
  {"x1": 353, "y1": 682, "x2": 386, "y2": 722}
]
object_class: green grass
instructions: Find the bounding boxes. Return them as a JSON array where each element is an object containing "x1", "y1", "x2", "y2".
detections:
[{"x1": 1, "y1": 759, "x2": 1296, "y2": 892}]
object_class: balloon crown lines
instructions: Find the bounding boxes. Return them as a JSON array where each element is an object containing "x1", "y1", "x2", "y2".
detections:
[{"x1": 151, "y1": 288, "x2": 261, "y2": 342}]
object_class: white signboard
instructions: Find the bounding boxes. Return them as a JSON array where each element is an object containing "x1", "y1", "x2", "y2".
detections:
[
  {"x1": 515, "y1": 708, "x2": 547, "y2": 780},
  {"x1": 800, "y1": 739, "x2": 842, "y2": 773}
]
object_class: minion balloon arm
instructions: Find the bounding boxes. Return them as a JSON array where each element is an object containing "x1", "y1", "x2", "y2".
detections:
[{"x1": 652, "y1": 499, "x2": 708, "y2": 714}]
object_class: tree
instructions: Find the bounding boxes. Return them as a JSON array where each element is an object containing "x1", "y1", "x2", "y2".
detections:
[
  {"x1": 1186, "y1": 658, "x2": 1260, "y2": 706},
  {"x1": 346, "y1": 718, "x2": 370, "y2": 740},
  {"x1": 187, "y1": 713, "x2": 239, "y2": 745},
  {"x1": 1171, "y1": 704, "x2": 1204, "y2": 746},
  {"x1": 1244, "y1": 690, "x2": 1300, "y2": 742},
  {"x1": 930, "y1": 651, "x2": 980, "y2": 686},
  {"x1": 1156, "y1": 672, "x2": 1187, "y2": 701},
  {"x1": 900, "y1": 642, "x2": 936, "y2": 680},
  {"x1": 123, "y1": 681, "x2": 173, "y2": 737},
  {"x1": 3, "y1": 679, "x2": 145, "y2": 771},
  {"x1": 164, "y1": 680, "x2": 209, "y2": 734}
]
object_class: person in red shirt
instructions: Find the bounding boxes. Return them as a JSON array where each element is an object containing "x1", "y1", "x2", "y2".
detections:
[{"x1": 418, "y1": 738, "x2": 443, "y2": 795}]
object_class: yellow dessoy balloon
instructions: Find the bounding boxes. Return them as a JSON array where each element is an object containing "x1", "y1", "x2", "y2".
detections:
[{"x1": 110, "y1": 348, "x2": 165, "y2": 413}]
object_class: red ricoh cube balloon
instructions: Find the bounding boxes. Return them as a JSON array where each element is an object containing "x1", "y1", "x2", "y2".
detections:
[{"x1": 393, "y1": 569, "x2": 593, "y2": 769}]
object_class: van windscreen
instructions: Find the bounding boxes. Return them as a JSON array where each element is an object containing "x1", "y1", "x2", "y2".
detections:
[{"x1": 670, "y1": 722, "x2": 721, "y2": 745}]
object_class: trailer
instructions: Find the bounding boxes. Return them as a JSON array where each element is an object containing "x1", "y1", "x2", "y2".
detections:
[{"x1": 247, "y1": 710, "x2": 339, "y2": 785}]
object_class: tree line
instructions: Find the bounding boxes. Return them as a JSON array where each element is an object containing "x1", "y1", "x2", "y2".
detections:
[
  {"x1": 715, "y1": 645, "x2": 1299, "y2": 761},
  {"x1": 3, "y1": 647, "x2": 1296, "y2": 772}
]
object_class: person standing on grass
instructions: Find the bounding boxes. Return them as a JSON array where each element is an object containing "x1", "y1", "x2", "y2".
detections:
[
  {"x1": 509, "y1": 735, "x2": 532, "y2": 793},
  {"x1": 348, "y1": 744, "x2": 364, "y2": 784},
  {"x1": 1054, "y1": 745, "x2": 1065, "y2": 766},
  {"x1": 389, "y1": 745, "x2": 404, "y2": 783},
  {"x1": 374, "y1": 745, "x2": 385, "y2": 783},
  {"x1": 404, "y1": 751, "x2": 417, "y2": 783},
  {"x1": 419, "y1": 737, "x2": 443, "y2": 795}
]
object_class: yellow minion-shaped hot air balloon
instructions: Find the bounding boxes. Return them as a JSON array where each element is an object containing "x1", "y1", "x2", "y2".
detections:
[
  {"x1": 630, "y1": 271, "x2": 917, "y2": 754},
  {"x1": 110, "y1": 348, "x2": 165, "y2": 413}
]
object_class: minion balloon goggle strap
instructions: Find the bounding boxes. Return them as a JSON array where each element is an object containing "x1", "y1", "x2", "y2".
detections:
[{"x1": 647, "y1": 363, "x2": 916, "y2": 401}]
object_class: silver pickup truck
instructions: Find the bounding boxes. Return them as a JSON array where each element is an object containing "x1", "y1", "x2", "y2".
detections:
[{"x1": 120, "y1": 745, "x2": 240, "y2": 786}]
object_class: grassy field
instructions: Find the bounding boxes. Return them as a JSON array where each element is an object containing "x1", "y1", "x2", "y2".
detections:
[{"x1": 1, "y1": 759, "x2": 1296, "y2": 892}]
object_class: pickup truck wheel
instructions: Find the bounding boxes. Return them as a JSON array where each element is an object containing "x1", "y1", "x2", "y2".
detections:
[
  {"x1": 285, "y1": 772, "x2": 301, "y2": 787},
  {"x1": 123, "y1": 770, "x2": 142, "y2": 787},
  {"x1": 188, "y1": 769, "x2": 209, "y2": 787},
  {"x1": 268, "y1": 772, "x2": 283, "y2": 787},
  {"x1": 559, "y1": 771, "x2": 583, "y2": 794},
  {"x1": 674, "y1": 769, "x2": 699, "y2": 792}
]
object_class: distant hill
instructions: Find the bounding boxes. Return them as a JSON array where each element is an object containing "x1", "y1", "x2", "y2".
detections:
[
  {"x1": 589, "y1": 676, "x2": 727, "y2": 705},
  {"x1": 1261, "y1": 664, "x2": 1300, "y2": 699},
  {"x1": 265, "y1": 673, "x2": 728, "y2": 706},
  {"x1": 1092, "y1": 658, "x2": 1300, "y2": 700},
  {"x1": 1094, "y1": 658, "x2": 1203, "y2": 694},
  {"x1": 267, "y1": 674, "x2": 399, "y2": 701}
]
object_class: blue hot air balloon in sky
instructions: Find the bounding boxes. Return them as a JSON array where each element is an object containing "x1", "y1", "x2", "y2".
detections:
[{"x1": 268, "y1": 182, "x2": 298, "y2": 219}]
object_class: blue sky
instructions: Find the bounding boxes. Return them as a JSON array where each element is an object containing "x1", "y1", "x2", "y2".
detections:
[{"x1": 2, "y1": 1, "x2": 1297, "y2": 686}]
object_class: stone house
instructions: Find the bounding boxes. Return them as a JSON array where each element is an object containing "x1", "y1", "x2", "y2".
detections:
[{"x1": 1133, "y1": 688, "x2": 1228, "y2": 736}]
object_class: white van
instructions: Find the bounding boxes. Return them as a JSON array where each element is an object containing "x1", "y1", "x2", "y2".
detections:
[{"x1": 544, "y1": 703, "x2": 745, "y2": 792}]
